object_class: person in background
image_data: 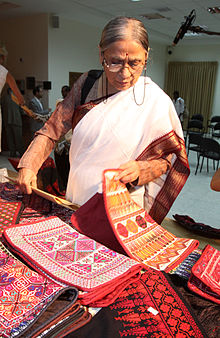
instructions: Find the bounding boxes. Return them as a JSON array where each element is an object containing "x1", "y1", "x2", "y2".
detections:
[
  {"x1": 1, "y1": 88, "x2": 24, "y2": 157},
  {"x1": 23, "y1": 86, "x2": 52, "y2": 147},
  {"x1": 61, "y1": 85, "x2": 70, "y2": 100},
  {"x1": 0, "y1": 45, "x2": 24, "y2": 153},
  {"x1": 54, "y1": 85, "x2": 71, "y2": 192},
  {"x1": 210, "y1": 168, "x2": 220, "y2": 191},
  {"x1": 173, "y1": 90, "x2": 185, "y2": 126},
  {"x1": 18, "y1": 16, "x2": 189, "y2": 224},
  {"x1": 55, "y1": 85, "x2": 71, "y2": 107},
  {"x1": 29, "y1": 85, "x2": 51, "y2": 117}
]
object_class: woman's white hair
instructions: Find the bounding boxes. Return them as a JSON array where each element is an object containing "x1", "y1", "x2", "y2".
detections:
[{"x1": 99, "y1": 16, "x2": 149, "y2": 53}]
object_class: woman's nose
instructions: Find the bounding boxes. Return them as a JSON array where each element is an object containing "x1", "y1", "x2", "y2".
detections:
[{"x1": 118, "y1": 66, "x2": 131, "y2": 78}]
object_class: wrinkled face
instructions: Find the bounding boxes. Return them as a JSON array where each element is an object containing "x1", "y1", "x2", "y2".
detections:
[{"x1": 100, "y1": 40, "x2": 147, "y2": 91}]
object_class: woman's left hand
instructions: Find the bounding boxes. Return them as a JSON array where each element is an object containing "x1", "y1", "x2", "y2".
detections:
[{"x1": 115, "y1": 160, "x2": 140, "y2": 184}]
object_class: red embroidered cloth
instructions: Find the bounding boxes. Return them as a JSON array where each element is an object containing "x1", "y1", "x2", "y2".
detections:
[
  {"x1": 0, "y1": 201, "x2": 23, "y2": 235},
  {"x1": 69, "y1": 268, "x2": 207, "y2": 338},
  {"x1": 72, "y1": 170, "x2": 199, "y2": 272},
  {"x1": 188, "y1": 245, "x2": 220, "y2": 304},
  {"x1": 0, "y1": 245, "x2": 69, "y2": 337},
  {"x1": 2, "y1": 216, "x2": 142, "y2": 306}
]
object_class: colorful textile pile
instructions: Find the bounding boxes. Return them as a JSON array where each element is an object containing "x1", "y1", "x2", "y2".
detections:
[
  {"x1": 2, "y1": 216, "x2": 142, "y2": 307},
  {"x1": 0, "y1": 201, "x2": 23, "y2": 235},
  {"x1": 77, "y1": 169, "x2": 198, "y2": 272},
  {"x1": 188, "y1": 245, "x2": 220, "y2": 304},
  {"x1": 0, "y1": 243, "x2": 80, "y2": 337},
  {"x1": 69, "y1": 268, "x2": 207, "y2": 338}
]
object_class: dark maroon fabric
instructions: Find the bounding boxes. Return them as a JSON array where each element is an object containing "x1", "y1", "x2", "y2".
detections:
[
  {"x1": 71, "y1": 193, "x2": 127, "y2": 256},
  {"x1": 173, "y1": 214, "x2": 220, "y2": 238}
]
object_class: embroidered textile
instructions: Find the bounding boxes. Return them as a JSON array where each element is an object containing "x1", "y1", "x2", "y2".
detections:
[
  {"x1": 0, "y1": 182, "x2": 73, "y2": 225},
  {"x1": 169, "y1": 274, "x2": 220, "y2": 338},
  {"x1": 169, "y1": 249, "x2": 202, "y2": 280},
  {"x1": 0, "y1": 201, "x2": 23, "y2": 235},
  {"x1": 69, "y1": 268, "x2": 207, "y2": 338},
  {"x1": 188, "y1": 245, "x2": 220, "y2": 304},
  {"x1": 0, "y1": 244, "x2": 71, "y2": 338},
  {"x1": 3, "y1": 217, "x2": 142, "y2": 297},
  {"x1": 102, "y1": 170, "x2": 199, "y2": 272}
]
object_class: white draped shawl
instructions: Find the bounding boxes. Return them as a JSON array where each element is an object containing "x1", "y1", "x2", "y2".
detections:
[{"x1": 66, "y1": 76, "x2": 188, "y2": 221}]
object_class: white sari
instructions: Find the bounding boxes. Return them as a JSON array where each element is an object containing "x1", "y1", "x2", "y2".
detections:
[{"x1": 66, "y1": 76, "x2": 188, "y2": 220}]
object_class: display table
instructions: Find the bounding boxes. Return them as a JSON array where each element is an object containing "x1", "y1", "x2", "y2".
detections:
[{"x1": 162, "y1": 217, "x2": 220, "y2": 250}]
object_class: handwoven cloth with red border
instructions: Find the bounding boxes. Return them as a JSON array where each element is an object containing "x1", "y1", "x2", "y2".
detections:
[
  {"x1": 188, "y1": 244, "x2": 220, "y2": 304},
  {"x1": 72, "y1": 169, "x2": 199, "y2": 272},
  {"x1": 2, "y1": 216, "x2": 142, "y2": 306},
  {"x1": 68, "y1": 268, "x2": 207, "y2": 338}
]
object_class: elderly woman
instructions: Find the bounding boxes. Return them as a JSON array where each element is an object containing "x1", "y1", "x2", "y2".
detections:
[{"x1": 18, "y1": 16, "x2": 189, "y2": 223}]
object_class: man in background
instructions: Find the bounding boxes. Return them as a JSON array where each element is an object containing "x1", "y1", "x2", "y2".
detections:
[
  {"x1": 29, "y1": 85, "x2": 51, "y2": 117},
  {"x1": 173, "y1": 90, "x2": 185, "y2": 126},
  {"x1": 23, "y1": 85, "x2": 51, "y2": 148}
]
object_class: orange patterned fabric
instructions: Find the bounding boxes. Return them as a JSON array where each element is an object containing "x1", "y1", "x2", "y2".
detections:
[{"x1": 102, "y1": 169, "x2": 199, "y2": 272}]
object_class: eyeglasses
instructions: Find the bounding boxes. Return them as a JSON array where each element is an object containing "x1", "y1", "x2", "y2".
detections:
[{"x1": 103, "y1": 58, "x2": 145, "y2": 73}]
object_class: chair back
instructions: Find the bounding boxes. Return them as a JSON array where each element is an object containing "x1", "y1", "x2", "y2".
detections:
[
  {"x1": 201, "y1": 137, "x2": 220, "y2": 155},
  {"x1": 211, "y1": 116, "x2": 220, "y2": 123},
  {"x1": 188, "y1": 133, "x2": 203, "y2": 146},
  {"x1": 191, "y1": 114, "x2": 203, "y2": 122},
  {"x1": 187, "y1": 119, "x2": 204, "y2": 132},
  {"x1": 212, "y1": 122, "x2": 220, "y2": 137}
]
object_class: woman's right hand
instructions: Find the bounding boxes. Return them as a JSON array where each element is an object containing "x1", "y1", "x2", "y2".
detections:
[{"x1": 18, "y1": 168, "x2": 37, "y2": 194}]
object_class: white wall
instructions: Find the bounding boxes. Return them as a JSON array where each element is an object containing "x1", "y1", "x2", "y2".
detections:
[
  {"x1": 147, "y1": 42, "x2": 167, "y2": 90},
  {"x1": 48, "y1": 18, "x2": 167, "y2": 109},
  {"x1": 0, "y1": 14, "x2": 49, "y2": 107},
  {"x1": 48, "y1": 18, "x2": 101, "y2": 109},
  {"x1": 166, "y1": 44, "x2": 220, "y2": 117},
  {"x1": 3, "y1": 14, "x2": 218, "y2": 117}
]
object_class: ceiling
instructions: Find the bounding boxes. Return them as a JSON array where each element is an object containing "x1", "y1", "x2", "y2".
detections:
[{"x1": 1, "y1": 0, "x2": 220, "y2": 46}]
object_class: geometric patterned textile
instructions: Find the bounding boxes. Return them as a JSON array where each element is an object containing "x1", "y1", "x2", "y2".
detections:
[
  {"x1": 103, "y1": 169, "x2": 199, "y2": 272},
  {"x1": 0, "y1": 182, "x2": 73, "y2": 226},
  {"x1": 3, "y1": 217, "x2": 142, "y2": 293},
  {"x1": 188, "y1": 245, "x2": 220, "y2": 304},
  {"x1": 69, "y1": 268, "x2": 207, "y2": 338},
  {"x1": 0, "y1": 244, "x2": 68, "y2": 338},
  {"x1": 169, "y1": 249, "x2": 202, "y2": 280},
  {"x1": 0, "y1": 201, "x2": 23, "y2": 235}
]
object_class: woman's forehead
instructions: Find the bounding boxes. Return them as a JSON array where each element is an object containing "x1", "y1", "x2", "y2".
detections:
[{"x1": 104, "y1": 40, "x2": 146, "y2": 56}]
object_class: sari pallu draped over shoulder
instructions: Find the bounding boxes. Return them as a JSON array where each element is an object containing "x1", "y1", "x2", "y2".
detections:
[{"x1": 67, "y1": 76, "x2": 189, "y2": 224}]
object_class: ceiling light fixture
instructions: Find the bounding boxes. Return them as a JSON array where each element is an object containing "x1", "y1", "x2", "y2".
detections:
[{"x1": 207, "y1": 7, "x2": 220, "y2": 14}]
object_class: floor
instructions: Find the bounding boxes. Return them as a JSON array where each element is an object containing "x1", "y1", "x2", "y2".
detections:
[{"x1": 0, "y1": 149, "x2": 219, "y2": 229}]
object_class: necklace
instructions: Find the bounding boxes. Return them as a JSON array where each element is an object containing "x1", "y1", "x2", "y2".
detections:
[{"x1": 133, "y1": 77, "x2": 146, "y2": 106}]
